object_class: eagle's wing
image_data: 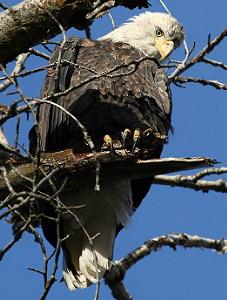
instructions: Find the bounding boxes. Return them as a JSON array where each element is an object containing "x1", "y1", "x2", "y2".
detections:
[
  {"x1": 29, "y1": 38, "x2": 172, "y2": 289},
  {"x1": 30, "y1": 38, "x2": 171, "y2": 153}
]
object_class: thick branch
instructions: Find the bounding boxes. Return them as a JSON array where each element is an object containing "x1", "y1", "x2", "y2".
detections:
[
  {"x1": 0, "y1": 148, "x2": 215, "y2": 197},
  {"x1": 0, "y1": 0, "x2": 148, "y2": 65}
]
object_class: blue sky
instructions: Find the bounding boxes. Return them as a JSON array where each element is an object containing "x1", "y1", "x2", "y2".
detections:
[{"x1": 1, "y1": 0, "x2": 227, "y2": 299}]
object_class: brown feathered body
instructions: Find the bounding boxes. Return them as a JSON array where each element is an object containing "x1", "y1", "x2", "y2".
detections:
[{"x1": 29, "y1": 37, "x2": 172, "y2": 289}]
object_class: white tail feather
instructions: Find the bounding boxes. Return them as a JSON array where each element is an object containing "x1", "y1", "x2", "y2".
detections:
[
  {"x1": 61, "y1": 180, "x2": 132, "y2": 290},
  {"x1": 78, "y1": 216, "x2": 116, "y2": 283}
]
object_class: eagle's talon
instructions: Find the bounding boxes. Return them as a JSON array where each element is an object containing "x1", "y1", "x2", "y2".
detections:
[
  {"x1": 132, "y1": 129, "x2": 141, "y2": 152},
  {"x1": 142, "y1": 128, "x2": 153, "y2": 137},
  {"x1": 153, "y1": 132, "x2": 168, "y2": 142},
  {"x1": 141, "y1": 129, "x2": 167, "y2": 144},
  {"x1": 121, "y1": 128, "x2": 132, "y2": 148},
  {"x1": 103, "y1": 134, "x2": 115, "y2": 152}
]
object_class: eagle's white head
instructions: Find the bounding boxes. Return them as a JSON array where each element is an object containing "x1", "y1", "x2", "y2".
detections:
[{"x1": 100, "y1": 12, "x2": 184, "y2": 61}]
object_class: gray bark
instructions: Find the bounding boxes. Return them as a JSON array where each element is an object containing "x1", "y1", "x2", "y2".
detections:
[
  {"x1": 0, "y1": 0, "x2": 149, "y2": 65},
  {"x1": 0, "y1": 148, "x2": 215, "y2": 197}
]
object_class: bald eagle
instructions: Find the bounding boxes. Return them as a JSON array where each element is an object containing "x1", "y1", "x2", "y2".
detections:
[{"x1": 29, "y1": 12, "x2": 184, "y2": 290}]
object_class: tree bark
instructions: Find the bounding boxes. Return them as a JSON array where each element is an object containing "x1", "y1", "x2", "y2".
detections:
[
  {"x1": 0, "y1": 148, "x2": 215, "y2": 197},
  {"x1": 0, "y1": 0, "x2": 149, "y2": 65}
]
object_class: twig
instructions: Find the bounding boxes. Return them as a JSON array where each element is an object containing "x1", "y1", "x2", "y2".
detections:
[
  {"x1": 202, "y1": 57, "x2": 227, "y2": 70},
  {"x1": 0, "y1": 53, "x2": 30, "y2": 92},
  {"x1": 153, "y1": 174, "x2": 227, "y2": 193},
  {"x1": 0, "y1": 100, "x2": 36, "y2": 126},
  {"x1": 0, "y1": 215, "x2": 32, "y2": 260},
  {"x1": 170, "y1": 29, "x2": 227, "y2": 80},
  {"x1": 170, "y1": 39, "x2": 190, "y2": 78},
  {"x1": 159, "y1": 0, "x2": 171, "y2": 14},
  {"x1": 174, "y1": 76, "x2": 227, "y2": 90},
  {"x1": 28, "y1": 48, "x2": 50, "y2": 60},
  {"x1": 0, "y1": 2, "x2": 8, "y2": 10},
  {"x1": 187, "y1": 167, "x2": 227, "y2": 181},
  {"x1": 108, "y1": 11, "x2": 116, "y2": 30},
  {"x1": 14, "y1": 115, "x2": 20, "y2": 148},
  {"x1": 86, "y1": 0, "x2": 115, "y2": 20}
]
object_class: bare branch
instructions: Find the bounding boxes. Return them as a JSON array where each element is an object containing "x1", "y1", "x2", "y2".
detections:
[
  {"x1": 0, "y1": 52, "x2": 30, "y2": 91},
  {"x1": 170, "y1": 39, "x2": 190, "y2": 78},
  {"x1": 0, "y1": 149, "x2": 216, "y2": 197},
  {"x1": 105, "y1": 233, "x2": 227, "y2": 300},
  {"x1": 0, "y1": 2, "x2": 8, "y2": 10},
  {"x1": 0, "y1": 101, "x2": 36, "y2": 127},
  {"x1": 28, "y1": 48, "x2": 50, "y2": 61},
  {"x1": 169, "y1": 28, "x2": 227, "y2": 80},
  {"x1": 202, "y1": 57, "x2": 227, "y2": 70},
  {"x1": 154, "y1": 174, "x2": 227, "y2": 193},
  {"x1": 187, "y1": 167, "x2": 227, "y2": 180},
  {"x1": 86, "y1": 0, "x2": 115, "y2": 20},
  {"x1": 159, "y1": 0, "x2": 171, "y2": 15},
  {"x1": 0, "y1": 0, "x2": 149, "y2": 65},
  {"x1": 108, "y1": 11, "x2": 116, "y2": 30},
  {"x1": 174, "y1": 76, "x2": 227, "y2": 90},
  {"x1": 0, "y1": 127, "x2": 11, "y2": 162},
  {"x1": 120, "y1": 232, "x2": 227, "y2": 271},
  {"x1": 0, "y1": 217, "x2": 31, "y2": 260}
]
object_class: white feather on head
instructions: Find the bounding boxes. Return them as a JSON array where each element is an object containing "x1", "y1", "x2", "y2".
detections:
[{"x1": 100, "y1": 12, "x2": 184, "y2": 60}]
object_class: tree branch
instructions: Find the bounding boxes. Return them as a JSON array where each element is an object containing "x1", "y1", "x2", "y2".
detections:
[
  {"x1": 0, "y1": 0, "x2": 149, "y2": 65},
  {"x1": 174, "y1": 76, "x2": 227, "y2": 90},
  {"x1": 105, "y1": 233, "x2": 227, "y2": 299},
  {"x1": 154, "y1": 173, "x2": 227, "y2": 193},
  {"x1": 0, "y1": 148, "x2": 215, "y2": 197},
  {"x1": 169, "y1": 28, "x2": 227, "y2": 80}
]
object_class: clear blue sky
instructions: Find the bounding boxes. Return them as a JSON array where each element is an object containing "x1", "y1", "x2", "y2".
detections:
[{"x1": 1, "y1": 1, "x2": 227, "y2": 299}]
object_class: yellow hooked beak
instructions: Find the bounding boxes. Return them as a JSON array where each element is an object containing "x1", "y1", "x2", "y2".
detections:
[{"x1": 154, "y1": 37, "x2": 174, "y2": 61}]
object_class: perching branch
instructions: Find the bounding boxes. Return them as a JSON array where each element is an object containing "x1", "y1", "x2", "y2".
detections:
[{"x1": 0, "y1": 149, "x2": 216, "y2": 197}]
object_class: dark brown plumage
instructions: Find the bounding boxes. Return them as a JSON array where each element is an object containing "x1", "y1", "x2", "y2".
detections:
[
  {"x1": 29, "y1": 33, "x2": 173, "y2": 289},
  {"x1": 30, "y1": 38, "x2": 171, "y2": 153}
]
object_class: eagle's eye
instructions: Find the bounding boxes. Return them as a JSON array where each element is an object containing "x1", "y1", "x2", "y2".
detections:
[{"x1": 156, "y1": 29, "x2": 164, "y2": 37}]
